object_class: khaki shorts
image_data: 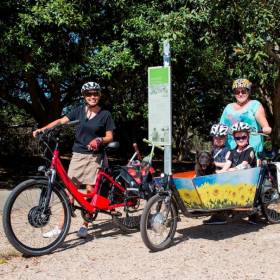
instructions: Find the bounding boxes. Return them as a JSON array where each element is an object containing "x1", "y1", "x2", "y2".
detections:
[{"x1": 67, "y1": 152, "x2": 102, "y2": 186}]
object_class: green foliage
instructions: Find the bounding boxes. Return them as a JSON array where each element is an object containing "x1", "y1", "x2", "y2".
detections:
[
  {"x1": 0, "y1": 0, "x2": 280, "y2": 158},
  {"x1": 0, "y1": 103, "x2": 33, "y2": 126}
]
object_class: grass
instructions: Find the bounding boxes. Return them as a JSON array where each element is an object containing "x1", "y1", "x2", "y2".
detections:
[{"x1": 0, "y1": 250, "x2": 21, "y2": 264}]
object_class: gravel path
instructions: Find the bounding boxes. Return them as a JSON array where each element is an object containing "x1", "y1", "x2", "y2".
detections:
[{"x1": 1, "y1": 210, "x2": 280, "y2": 280}]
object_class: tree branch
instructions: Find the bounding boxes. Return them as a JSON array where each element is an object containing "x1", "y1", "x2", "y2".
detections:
[
  {"x1": 265, "y1": 42, "x2": 280, "y2": 65},
  {"x1": 0, "y1": 89, "x2": 33, "y2": 113}
]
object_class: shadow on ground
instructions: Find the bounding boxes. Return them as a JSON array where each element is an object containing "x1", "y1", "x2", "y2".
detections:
[
  {"x1": 169, "y1": 218, "x2": 266, "y2": 250},
  {"x1": 54, "y1": 219, "x2": 138, "y2": 255}
]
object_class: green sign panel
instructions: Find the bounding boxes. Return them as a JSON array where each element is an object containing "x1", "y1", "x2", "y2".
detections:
[
  {"x1": 148, "y1": 66, "x2": 171, "y2": 145},
  {"x1": 148, "y1": 67, "x2": 169, "y2": 85}
]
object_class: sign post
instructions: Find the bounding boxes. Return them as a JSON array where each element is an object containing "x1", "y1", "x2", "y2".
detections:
[{"x1": 148, "y1": 40, "x2": 172, "y2": 174}]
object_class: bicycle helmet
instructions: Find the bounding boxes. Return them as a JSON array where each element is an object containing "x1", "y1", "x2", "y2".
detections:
[
  {"x1": 232, "y1": 78, "x2": 252, "y2": 93},
  {"x1": 230, "y1": 122, "x2": 251, "y2": 133},
  {"x1": 210, "y1": 124, "x2": 229, "y2": 137},
  {"x1": 81, "y1": 82, "x2": 101, "y2": 94}
]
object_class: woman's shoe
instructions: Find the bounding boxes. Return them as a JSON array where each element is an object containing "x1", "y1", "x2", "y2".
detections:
[
  {"x1": 248, "y1": 214, "x2": 258, "y2": 225},
  {"x1": 43, "y1": 226, "x2": 62, "y2": 238},
  {"x1": 77, "y1": 226, "x2": 88, "y2": 238}
]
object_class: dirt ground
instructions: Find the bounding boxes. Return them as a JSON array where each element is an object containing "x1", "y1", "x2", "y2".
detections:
[{"x1": 1, "y1": 209, "x2": 280, "y2": 280}]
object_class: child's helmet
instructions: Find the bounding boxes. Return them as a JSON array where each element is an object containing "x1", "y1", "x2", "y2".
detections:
[
  {"x1": 232, "y1": 78, "x2": 252, "y2": 93},
  {"x1": 230, "y1": 122, "x2": 251, "y2": 133},
  {"x1": 210, "y1": 124, "x2": 229, "y2": 137}
]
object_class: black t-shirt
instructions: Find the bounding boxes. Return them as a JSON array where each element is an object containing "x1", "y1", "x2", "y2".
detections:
[
  {"x1": 228, "y1": 145, "x2": 256, "y2": 168},
  {"x1": 66, "y1": 105, "x2": 116, "y2": 154}
]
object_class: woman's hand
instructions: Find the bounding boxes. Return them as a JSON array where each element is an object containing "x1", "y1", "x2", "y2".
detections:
[
  {"x1": 255, "y1": 105, "x2": 272, "y2": 134},
  {"x1": 87, "y1": 137, "x2": 103, "y2": 151},
  {"x1": 32, "y1": 128, "x2": 44, "y2": 138},
  {"x1": 262, "y1": 126, "x2": 272, "y2": 134}
]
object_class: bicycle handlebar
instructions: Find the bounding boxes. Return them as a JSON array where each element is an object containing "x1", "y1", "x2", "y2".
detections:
[
  {"x1": 228, "y1": 128, "x2": 269, "y2": 137},
  {"x1": 143, "y1": 138, "x2": 165, "y2": 151},
  {"x1": 250, "y1": 130, "x2": 269, "y2": 137},
  {"x1": 67, "y1": 120, "x2": 80, "y2": 126}
]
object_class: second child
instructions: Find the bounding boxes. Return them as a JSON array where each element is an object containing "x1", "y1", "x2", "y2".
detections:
[{"x1": 210, "y1": 124, "x2": 230, "y2": 171}]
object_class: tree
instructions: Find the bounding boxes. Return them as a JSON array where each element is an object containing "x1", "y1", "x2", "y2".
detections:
[
  {"x1": 1, "y1": 0, "x2": 279, "y2": 159},
  {"x1": 0, "y1": 0, "x2": 137, "y2": 125},
  {"x1": 226, "y1": 0, "x2": 280, "y2": 145}
]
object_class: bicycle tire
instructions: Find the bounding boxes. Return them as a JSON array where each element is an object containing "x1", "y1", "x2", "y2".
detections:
[
  {"x1": 3, "y1": 179, "x2": 71, "y2": 256},
  {"x1": 260, "y1": 174, "x2": 280, "y2": 224},
  {"x1": 140, "y1": 194, "x2": 177, "y2": 252},
  {"x1": 261, "y1": 189, "x2": 280, "y2": 224}
]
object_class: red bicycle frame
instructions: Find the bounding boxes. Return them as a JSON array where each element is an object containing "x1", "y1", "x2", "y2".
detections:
[{"x1": 50, "y1": 149, "x2": 134, "y2": 214}]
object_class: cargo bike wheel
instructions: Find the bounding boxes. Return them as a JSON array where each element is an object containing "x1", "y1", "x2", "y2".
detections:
[
  {"x1": 140, "y1": 194, "x2": 178, "y2": 252},
  {"x1": 261, "y1": 185, "x2": 280, "y2": 224},
  {"x1": 2, "y1": 179, "x2": 71, "y2": 256}
]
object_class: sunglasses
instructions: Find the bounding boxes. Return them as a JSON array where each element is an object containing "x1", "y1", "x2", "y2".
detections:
[
  {"x1": 234, "y1": 89, "x2": 248, "y2": 95},
  {"x1": 234, "y1": 135, "x2": 248, "y2": 141},
  {"x1": 84, "y1": 91, "x2": 100, "y2": 97}
]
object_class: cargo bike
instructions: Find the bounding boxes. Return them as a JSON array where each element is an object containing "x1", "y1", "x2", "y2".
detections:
[{"x1": 140, "y1": 140, "x2": 280, "y2": 252}]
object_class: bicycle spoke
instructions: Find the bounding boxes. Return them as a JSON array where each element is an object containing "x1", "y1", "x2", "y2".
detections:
[
  {"x1": 8, "y1": 184, "x2": 66, "y2": 250},
  {"x1": 145, "y1": 199, "x2": 175, "y2": 245}
]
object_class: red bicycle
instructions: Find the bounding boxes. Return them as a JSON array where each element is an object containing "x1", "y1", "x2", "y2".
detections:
[{"x1": 2, "y1": 121, "x2": 161, "y2": 256}]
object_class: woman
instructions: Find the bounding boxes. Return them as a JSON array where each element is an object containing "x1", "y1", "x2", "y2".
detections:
[
  {"x1": 220, "y1": 78, "x2": 271, "y2": 156},
  {"x1": 33, "y1": 81, "x2": 116, "y2": 238}
]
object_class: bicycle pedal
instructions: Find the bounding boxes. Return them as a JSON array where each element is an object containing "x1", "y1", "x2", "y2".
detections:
[
  {"x1": 126, "y1": 188, "x2": 139, "y2": 194},
  {"x1": 111, "y1": 210, "x2": 122, "y2": 217},
  {"x1": 126, "y1": 188, "x2": 140, "y2": 198}
]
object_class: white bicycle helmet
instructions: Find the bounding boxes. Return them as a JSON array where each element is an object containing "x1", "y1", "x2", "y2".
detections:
[
  {"x1": 230, "y1": 122, "x2": 251, "y2": 133},
  {"x1": 232, "y1": 78, "x2": 252, "y2": 93},
  {"x1": 210, "y1": 124, "x2": 229, "y2": 137},
  {"x1": 81, "y1": 82, "x2": 101, "y2": 94}
]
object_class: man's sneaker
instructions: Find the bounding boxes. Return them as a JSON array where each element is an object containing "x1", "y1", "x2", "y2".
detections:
[
  {"x1": 77, "y1": 226, "x2": 88, "y2": 238},
  {"x1": 43, "y1": 226, "x2": 62, "y2": 238},
  {"x1": 248, "y1": 214, "x2": 258, "y2": 225},
  {"x1": 203, "y1": 215, "x2": 227, "y2": 225}
]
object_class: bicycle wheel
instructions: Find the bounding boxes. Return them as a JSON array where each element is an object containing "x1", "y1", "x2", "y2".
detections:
[
  {"x1": 111, "y1": 198, "x2": 144, "y2": 233},
  {"x1": 140, "y1": 194, "x2": 177, "y2": 252},
  {"x1": 261, "y1": 188, "x2": 280, "y2": 224},
  {"x1": 3, "y1": 179, "x2": 71, "y2": 256}
]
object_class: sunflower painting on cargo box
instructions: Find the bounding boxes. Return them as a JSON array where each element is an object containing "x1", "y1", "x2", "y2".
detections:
[{"x1": 173, "y1": 167, "x2": 261, "y2": 210}]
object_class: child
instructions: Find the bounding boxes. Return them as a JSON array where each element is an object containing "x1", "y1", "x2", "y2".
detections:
[
  {"x1": 217, "y1": 122, "x2": 256, "y2": 173},
  {"x1": 203, "y1": 124, "x2": 230, "y2": 225},
  {"x1": 210, "y1": 124, "x2": 230, "y2": 171}
]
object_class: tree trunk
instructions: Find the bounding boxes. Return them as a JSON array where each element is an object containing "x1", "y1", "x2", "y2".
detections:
[{"x1": 272, "y1": 72, "x2": 280, "y2": 147}]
